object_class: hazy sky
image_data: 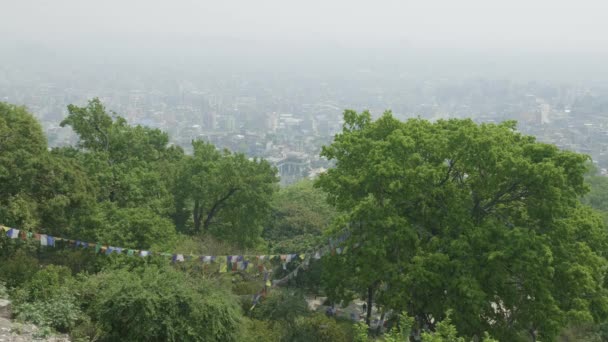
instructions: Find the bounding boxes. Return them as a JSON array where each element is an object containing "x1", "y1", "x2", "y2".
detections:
[{"x1": 2, "y1": 0, "x2": 607, "y2": 50}]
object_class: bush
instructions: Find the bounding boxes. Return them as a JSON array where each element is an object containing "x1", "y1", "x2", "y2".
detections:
[
  {"x1": 10, "y1": 265, "x2": 84, "y2": 332},
  {"x1": 250, "y1": 289, "x2": 309, "y2": 322},
  {"x1": 11, "y1": 265, "x2": 74, "y2": 302},
  {"x1": 0, "y1": 249, "x2": 39, "y2": 288},
  {"x1": 14, "y1": 292, "x2": 83, "y2": 332},
  {"x1": 83, "y1": 265, "x2": 242, "y2": 342},
  {"x1": 289, "y1": 313, "x2": 352, "y2": 342},
  {"x1": 240, "y1": 318, "x2": 283, "y2": 342}
]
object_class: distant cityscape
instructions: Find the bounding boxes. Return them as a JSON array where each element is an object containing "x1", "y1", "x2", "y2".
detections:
[{"x1": 2, "y1": 69, "x2": 608, "y2": 184}]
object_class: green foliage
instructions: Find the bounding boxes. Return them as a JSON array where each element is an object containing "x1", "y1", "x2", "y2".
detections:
[
  {"x1": 582, "y1": 174, "x2": 608, "y2": 224},
  {"x1": 240, "y1": 318, "x2": 283, "y2": 342},
  {"x1": 251, "y1": 289, "x2": 309, "y2": 322},
  {"x1": 421, "y1": 314, "x2": 464, "y2": 342},
  {"x1": 11, "y1": 265, "x2": 83, "y2": 332},
  {"x1": 15, "y1": 292, "x2": 83, "y2": 332},
  {"x1": 174, "y1": 140, "x2": 278, "y2": 246},
  {"x1": 354, "y1": 321, "x2": 370, "y2": 342},
  {"x1": 265, "y1": 179, "x2": 337, "y2": 253},
  {"x1": 92, "y1": 203, "x2": 178, "y2": 250},
  {"x1": 60, "y1": 98, "x2": 180, "y2": 214},
  {"x1": 11, "y1": 265, "x2": 74, "y2": 302},
  {"x1": 558, "y1": 323, "x2": 608, "y2": 342},
  {"x1": 0, "y1": 102, "x2": 75, "y2": 229},
  {"x1": 82, "y1": 265, "x2": 242, "y2": 342},
  {"x1": 420, "y1": 315, "x2": 498, "y2": 342},
  {"x1": 288, "y1": 313, "x2": 352, "y2": 342},
  {"x1": 0, "y1": 248, "x2": 39, "y2": 288},
  {"x1": 382, "y1": 312, "x2": 413, "y2": 342},
  {"x1": 316, "y1": 110, "x2": 608, "y2": 340}
]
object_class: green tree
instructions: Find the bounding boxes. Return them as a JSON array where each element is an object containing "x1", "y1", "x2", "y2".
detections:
[
  {"x1": 264, "y1": 179, "x2": 337, "y2": 253},
  {"x1": 174, "y1": 140, "x2": 278, "y2": 246},
  {"x1": 0, "y1": 102, "x2": 48, "y2": 228},
  {"x1": 582, "y1": 173, "x2": 608, "y2": 223},
  {"x1": 90, "y1": 203, "x2": 178, "y2": 250},
  {"x1": 316, "y1": 110, "x2": 608, "y2": 341},
  {"x1": 0, "y1": 102, "x2": 96, "y2": 231},
  {"x1": 60, "y1": 98, "x2": 181, "y2": 215}
]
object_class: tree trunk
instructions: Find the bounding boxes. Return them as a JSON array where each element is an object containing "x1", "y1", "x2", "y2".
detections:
[
  {"x1": 193, "y1": 199, "x2": 202, "y2": 233},
  {"x1": 366, "y1": 286, "x2": 373, "y2": 326},
  {"x1": 202, "y1": 188, "x2": 239, "y2": 231},
  {"x1": 529, "y1": 328, "x2": 537, "y2": 342}
]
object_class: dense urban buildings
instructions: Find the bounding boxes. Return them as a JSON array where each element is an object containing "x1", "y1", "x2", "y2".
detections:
[{"x1": 2, "y1": 64, "x2": 608, "y2": 183}]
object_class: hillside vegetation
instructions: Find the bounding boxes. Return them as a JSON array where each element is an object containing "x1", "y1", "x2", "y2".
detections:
[{"x1": 1, "y1": 101, "x2": 607, "y2": 341}]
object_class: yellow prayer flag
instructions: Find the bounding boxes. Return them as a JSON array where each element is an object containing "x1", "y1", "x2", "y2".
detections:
[{"x1": 219, "y1": 263, "x2": 228, "y2": 273}]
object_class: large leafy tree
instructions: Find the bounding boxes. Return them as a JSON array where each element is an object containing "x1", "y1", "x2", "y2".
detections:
[
  {"x1": 174, "y1": 141, "x2": 278, "y2": 246},
  {"x1": 0, "y1": 102, "x2": 48, "y2": 228},
  {"x1": 60, "y1": 98, "x2": 181, "y2": 216},
  {"x1": 316, "y1": 110, "x2": 608, "y2": 341},
  {"x1": 0, "y1": 103, "x2": 96, "y2": 231}
]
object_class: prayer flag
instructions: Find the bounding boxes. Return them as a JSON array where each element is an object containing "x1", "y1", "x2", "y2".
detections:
[{"x1": 6, "y1": 228, "x2": 19, "y2": 239}]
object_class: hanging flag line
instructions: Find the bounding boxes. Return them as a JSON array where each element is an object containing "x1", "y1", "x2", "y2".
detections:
[
  {"x1": 0, "y1": 225, "x2": 332, "y2": 270},
  {"x1": 0, "y1": 224, "x2": 352, "y2": 274},
  {"x1": 250, "y1": 229, "x2": 352, "y2": 310},
  {"x1": 1, "y1": 224, "x2": 353, "y2": 310}
]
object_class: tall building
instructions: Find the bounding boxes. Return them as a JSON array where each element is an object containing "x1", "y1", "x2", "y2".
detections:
[
  {"x1": 266, "y1": 112, "x2": 278, "y2": 132},
  {"x1": 202, "y1": 111, "x2": 217, "y2": 130}
]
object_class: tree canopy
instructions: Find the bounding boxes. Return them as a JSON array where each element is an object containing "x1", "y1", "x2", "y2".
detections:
[
  {"x1": 174, "y1": 140, "x2": 278, "y2": 247},
  {"x1": 316, "y1": 110, "x2": 608, "y2": 341},
  {"x1": 3, "y1": 100, "x2": 608, "y2": 341}
]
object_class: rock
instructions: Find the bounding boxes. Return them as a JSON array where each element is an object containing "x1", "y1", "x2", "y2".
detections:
[{"x1": 0, "y1": 300, "x2": 10, "y2": 319}]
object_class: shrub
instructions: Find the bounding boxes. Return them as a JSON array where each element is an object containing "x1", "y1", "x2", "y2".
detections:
[
  {"x1": 11, "y1": 265, "x2": 74, "y2": 302},
  {"x1": 83, "y1": 265, "x2": 242, "y2": 342},
  {"x1": 289, "y1": 313, "x2": 352, "y2": 342},
  {"x1": 240, "y1": 318, "x2": 283, "y2": 342},
  {"x1": 0, "y1": 249, "x2": 39, "y2": 288},
  {"x1": 14, "y1": 292, "x2": 82, "y2": 332},
  {"x1": 250, "y1": 289, "x2": 309, "y2": 322},
  {"x1": 11, "y1": 265, "x2": 84, "y2": 332}
]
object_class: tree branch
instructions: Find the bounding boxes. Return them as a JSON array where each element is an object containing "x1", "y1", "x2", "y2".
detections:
[{"x1": 202, "y1": 187, "x2": 239, "y2": 231}]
